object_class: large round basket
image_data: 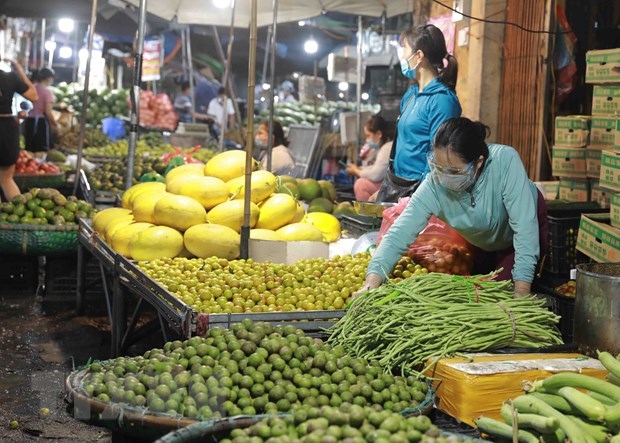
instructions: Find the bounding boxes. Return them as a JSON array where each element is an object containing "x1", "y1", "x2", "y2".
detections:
[
  {"x1": 66, "y1": 363, "x2": 436, "y2": 442},
  {"x1": 13, "y1": 172, "x2": 66, "y2": 189},
  {"x1": 0, "y1": 223, "x2": 78, "y2": 256}
]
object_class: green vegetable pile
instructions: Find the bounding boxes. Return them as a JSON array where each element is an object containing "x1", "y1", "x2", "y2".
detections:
[
  {"x1": 223, "y1": 404, "x2": 474, "y2": 443},
  {"x1": 82, "y1": 321, "x2": 430, "y2": 421},
  {"x1": 328, "y1": 272, "x2": 562, "y2": 376},
  {"x1": 52, "y1": 83, "x2": 130, "y2": 127},
  {"x1": 0, "y1": 188, "x2": 95, "y2": 225},
  {"x1": 475, "y1": 351, "x2": 620, "y2": 443}
]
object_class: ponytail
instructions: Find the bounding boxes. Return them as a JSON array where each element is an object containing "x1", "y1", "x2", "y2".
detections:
[{"x1": 440, "y1": 54, "x2": 458, "y2": 90}]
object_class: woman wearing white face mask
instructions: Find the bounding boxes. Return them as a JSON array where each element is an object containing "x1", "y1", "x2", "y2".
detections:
[
  {"x1": 358, "y1": 117, "x2": 549, "y2": 298},
  {"x1": 375, "y1": 24, "x2": 461, "y2": 203},
  {"x1": 346, "y1": 116, "x2": 393, "y2": 201},
  {"x1": 255, "y1": 120, "x2": 296, "y2": 176}
]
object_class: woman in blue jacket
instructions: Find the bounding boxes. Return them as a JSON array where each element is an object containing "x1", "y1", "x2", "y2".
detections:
[
  {"x1": 376, "y1": 24, "x2": 461, "y2": 202},
  {"x1": 362, "y1": 117, "x2": 549, "y2": 297}
]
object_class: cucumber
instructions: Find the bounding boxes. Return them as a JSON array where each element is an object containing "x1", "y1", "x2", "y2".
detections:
[
  {"x1": 558, "y1": 386, "x2": 608, "y2": 422},
  {"x1": 474, "y1": 416, "x2": 539, "y2": 443},
  {"x1": 500, "y1": 402, "x2": 560, "y2": 433}
]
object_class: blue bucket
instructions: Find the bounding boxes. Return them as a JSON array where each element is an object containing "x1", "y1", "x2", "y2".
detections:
[{"x1": 101, "y1": 117, "x2": 126, "y2": 141}]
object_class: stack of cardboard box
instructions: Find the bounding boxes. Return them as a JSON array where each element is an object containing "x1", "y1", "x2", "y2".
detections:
[
  {"x1": 552, "y1": 115, "x2": 591, "y2": 202},
  {"x1": 576, "y1": 48, "x2": 620, "y2": 262}
]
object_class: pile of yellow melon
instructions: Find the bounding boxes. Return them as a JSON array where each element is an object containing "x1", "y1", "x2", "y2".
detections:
[{"x1": 92, "y1": 151, "x2": 342, "y2": 261}]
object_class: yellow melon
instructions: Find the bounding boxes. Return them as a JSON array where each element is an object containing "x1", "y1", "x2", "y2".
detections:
[
  {"x1": 92, "y1": 207, "x2": 132, "y2": 234},
  {"x1": 129, "y1": 226, "x2": 185, "y2": 261},
  {"x1": 120, "y1": 182, "x2": 166, "y2": 209},
  {"x1": 250, "y1": 229, "x2": 282, "y2": 241},
  {"x1": 255, "y1": 193, "x2": 297, "y2": 230},
  {"x1": 206, "y1": 200, "x2": 259, "y2": 233},
  {"x1": 165, "y1": 163, "x2": 205, "y2": 182},
  {"x1": 204, "y1": 150, "x2": 256, "y2": 182},
  {"x1": 184, "y1": 223, "x2": 240, "y2": 260},
  {"x1": 109, "y1": 222, "x2": 154, "y2": 257},
  {"x1": 302, "y1": 212, "x2": 341, "y2": 242},
  {"x1": 276, "y1": 223, "x2": 324, "y2": 242},
  {"x1": 132, "y1": 191, "x2": 170, "y2": 224},
  {"x1": 226, "y1": 170, "x2": 277, "y2": 204},
  {"x1": 153, "y1": 194, "x2": 207, "y2": 231},
  {"x1": 177, "y1": 176, "x2": 229, "y2": 210}
]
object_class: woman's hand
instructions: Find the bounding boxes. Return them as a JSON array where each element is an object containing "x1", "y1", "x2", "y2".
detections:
[
  {"x1": 352, "y1": 273, "x2": 383, "y2": 298},
  {"x1": 346, "y1": 163, "x2": 360, "y2": 177},
  {"x1": 514, "y1": 280, "x2": 532, "y2": 298}
]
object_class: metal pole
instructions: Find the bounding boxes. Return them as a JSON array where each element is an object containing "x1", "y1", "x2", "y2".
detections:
[
  {"x1": 212, "y1": 26, "x2": 241, "y2": 126},
  {"x1": 40, "y1": 18, "x2": 45, "y2": 68},
  {"x1": 356, "y1": 16, "x2": 363, "y2": 156},
  {"x1": 266, "y1": 0, "x2": 278, "y2": 173},
  {"x1": 261, "y1": 26, "x2": 271, "y2": 85},
  {"x1": 72, "y1": 0, "x2": 98, "y2": 196},
  {"x1": 126, "y1": 0, "x2": 147, "y2": 190},
  {"x1": 185, "y1": 27, "x2": 196, "y2": 124},
  {"x1": 219, "y1": 0, "x2": 237, "y2": 152},
  {"x1": 240, "y1": 0, "x2": 258, "y2": 260}
]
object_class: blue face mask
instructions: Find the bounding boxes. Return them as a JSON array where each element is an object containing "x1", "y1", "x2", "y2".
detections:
[
  {"x1": 400, "y1": 52, "x2": 418, "y2": 79},
  {"x1": 366, "y1": 139, "x2": 380, "y2": 149}
]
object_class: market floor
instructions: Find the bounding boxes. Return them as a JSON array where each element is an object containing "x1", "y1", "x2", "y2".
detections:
[{"x1": 0, "y1": 279, "x2": 115, "y2": 442}]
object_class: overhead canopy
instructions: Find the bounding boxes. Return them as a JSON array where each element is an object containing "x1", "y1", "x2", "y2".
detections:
[{"x1": 120, "y1": 0, "x2": 415, "y2": 26}]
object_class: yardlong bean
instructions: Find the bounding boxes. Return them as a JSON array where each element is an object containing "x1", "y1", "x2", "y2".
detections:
[{"x1": 328, "y1": 272, "x2": 562, "y2": 376}]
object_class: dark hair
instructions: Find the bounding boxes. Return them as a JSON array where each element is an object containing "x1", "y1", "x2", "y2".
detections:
[
  {"x1": 181, "y1": 81, "x2": 190, "y2": 91},
  {"x1": 260, "y1": 120, "x2": 287, "y2": 147},
  {"x1": 365, "y1": 115, "x2": 394, "y2": 145},
  {"x1": 433, "y1": 117, "x2": 490, "y2": 163},
  {"x1": 217, "y1": 86, "x2": 226, "y2": 95},
  {"x1": 32, "y1": 68, "x2": 55, "y2": 82},
  {"x1": 400, "y1": 24, "x2": 458, "y2": 89}
]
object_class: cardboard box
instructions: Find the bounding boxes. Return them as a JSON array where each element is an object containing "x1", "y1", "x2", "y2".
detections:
[
  {"x1": 616, "y1": 118, "x2": 620, "y2": 150},
  {"x1": 552, "y1": 146, "x2": 587, "y2": 178},
  {"x1": 534, "y1": 181, "x2": 559, "y2": 201},
  {"x1": 559, "y1": 178, "x2": 590, "y2": 202},
  {"x1": 591, "y1": 180, "x2": 612, "y2": 208},
  {"x1": 587, "y1": 145, "x2": 614, "y2": 178},
  {"x1": 554, "y1": 116, "x2": 590, "y2": 147},
  {"x1": 425, "y1": 353, "x2": 607, "y2": 426},
  {"x1": 612, "y1": 193, "x2": 620, "y2": 228},
  {"x1": 586, "y1": 48, "x2": 620, "y2": 84},
  {"x1": 590, "y1": 116, "x2": 619, "y2": 146},
  {"x1": 576, "y1": 213, "x2": 620, "y2": 263},
  {"x1": 592, "y1": 85, "x2": 620, "y2": 116},
  {"x1": 248, "y1": 239, "x2": 329, "y2": 265},
  {"x1": 600, "y1": 150, "x2": 620, "y2": 192}
]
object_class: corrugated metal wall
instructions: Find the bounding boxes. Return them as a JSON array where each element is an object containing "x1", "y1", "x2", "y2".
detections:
[{"x1": 497, "y1": 0, "x2": 552, "y2": 180}]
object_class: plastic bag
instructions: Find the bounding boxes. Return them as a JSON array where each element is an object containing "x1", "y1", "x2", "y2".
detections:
[
  {"x1": 376, "y1": 196, "x2": 410, "y2": 245},
  {"x1": 407, "y1": 216, "x2": 474, "y2": 275},
  {"x1": 376, "y1": 197, "x2": 474, "y2": 275}
]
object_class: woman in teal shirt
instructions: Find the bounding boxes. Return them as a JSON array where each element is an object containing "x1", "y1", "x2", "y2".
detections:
[
  {"x1": 362, "y1": 117, "x2": 548, "y2": 297},
  {"x1": 376, "y1": 24, "x2": 461, "y2": 202}
]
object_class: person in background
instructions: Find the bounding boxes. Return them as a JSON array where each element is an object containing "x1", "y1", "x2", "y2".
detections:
[
  {"x1": 278, "y1": 80, "x2": 297, "y2": 103},
  {"x1": 358, "y1": 117, "x2": 548, "y2": 298},
  {"x1": 174, "y1": 81, "x2": 214, "y2": 124},
  {"x1": 0, "y1": 57, "x2": 38, "y2": 200},
  {"x1": 255, "y1": 120, "x2": 295, "y2": 176},
  {"x1": 346, "y1": 116, "x2": 393, "y2": 201},
  {"x1": 24, "y1": 68, "x2": 58, "y2": 156},
  {"x1": 193, "y1": 66, "x2": 220, "y2": 116},
  {"x1": 375, "y1": 24, "x2": 461, "y2": 202},
  {"x1": 207, "y1": 87, "x2": 236, "y2": 138}
]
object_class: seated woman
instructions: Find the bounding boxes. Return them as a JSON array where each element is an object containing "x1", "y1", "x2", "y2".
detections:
[
  {"x1": 346, "y1": 116, "x2": 393, "y2": 201},
  {"x1": 357, "y1": 117, "x2": 548, "y2": 297},
  {"x1": 255, "y1": 120, "x2": 296, "y2": 176}
]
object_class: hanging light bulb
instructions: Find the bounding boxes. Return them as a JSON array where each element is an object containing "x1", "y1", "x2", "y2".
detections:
[
  {"x1": 212, "y1": 0, "x2": 231, "y2": 8},
  {"x1": 59, "y1": 46, "x2": 73, "y2": 59},
  {"x1": 58, "y1": 18, "x2": 74, "y2": 33},
  {"x1": 304, "y1": 37, "x2": 318, "y2": 54}
]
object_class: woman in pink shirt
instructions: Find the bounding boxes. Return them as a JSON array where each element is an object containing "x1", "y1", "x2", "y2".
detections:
[{"x1": 24, "y1": 68, "x2": 58, "y2": 154}]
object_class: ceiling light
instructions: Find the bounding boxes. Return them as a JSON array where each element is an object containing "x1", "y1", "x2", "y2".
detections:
[
  {"x1": 44, "y1": 40, "x2": 57, "y2": 52},
  {"x1": 298, "y1": 21, "x2": 306, "y2": 27},
  {"x1": 59, "y1": 46, "x2": 73, "y2": 59},
  {"x1": 304, "y1": 38, "x2": 318, "y2": 54},
  {"x1": 262, "y1": 83, "x2": 271, "y2": 90},
  {"x1": 361, "y1": 92, "x2": 369, "y2": 100},
  {"x1": 338, "y1": 82, "x2": 349, "y2": 92},
  {"x1": 213, "y1": 0, "x2": 231, "y2": 8},
  {"x1": 338, "y1": 92, "x2": 344, "y2": 99},
  {"x1": 58, "y1": 18, "x2": 74, "y2": 33}
]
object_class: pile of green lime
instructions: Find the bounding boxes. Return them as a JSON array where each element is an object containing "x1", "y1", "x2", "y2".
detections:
[
  {"x1": 82, "y1": 321, "x2": 429, "y2": 421},
  {"x1": 224, "y1": 404, "x2": 475, "y2": 443},
  {"x1": 0, "y1": 188, "x2": 95, "y2": 225}
]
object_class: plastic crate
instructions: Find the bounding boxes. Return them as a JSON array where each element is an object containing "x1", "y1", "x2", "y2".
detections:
[
  {"x1": 534, "y1": 277, "x2": 575, "y2": 343},
  {"x1": 44, "y1": 255, "x2": 103, "y2": 299},
  {"x1": 0, "y1": 254, "x2": 38, "y2": 292},
  {"x1": 340, "y1": 214, "x2": 382, "y2": 238},
  {"x1": 544, "y1": 202, "x2": 608, "y2": 276}
]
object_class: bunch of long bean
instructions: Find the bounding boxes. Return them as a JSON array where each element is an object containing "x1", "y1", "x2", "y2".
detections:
[{"x1": 328, "y1": 272, "x2": 562, "y2": 376}]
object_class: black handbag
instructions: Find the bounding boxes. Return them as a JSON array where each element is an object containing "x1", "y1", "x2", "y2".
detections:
[{"x1": 375, "y1": 94, "x2": 421, "y2": 203}]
